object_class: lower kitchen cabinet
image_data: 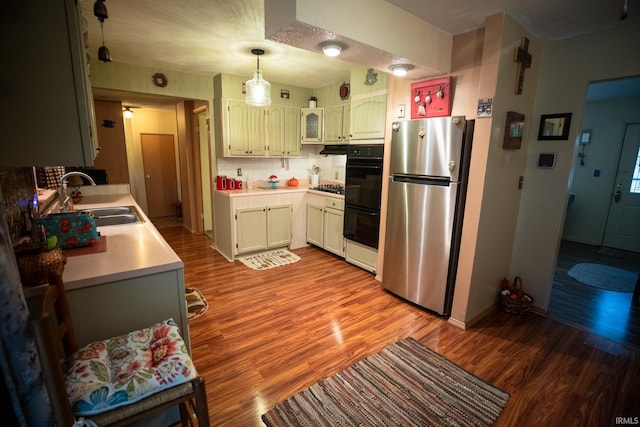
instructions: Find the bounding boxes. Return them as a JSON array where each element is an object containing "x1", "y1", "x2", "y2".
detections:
[
  {"x1": 345, "y1": 239, "x2": 377, "y2": 274},
  {"x1": 213, "y1": 190, "x2": 307, "y2": 261},
  {"x1": 236, "y1": 204, "x2": 292, "y2": 254},
  {"x1": 307, "y1": 194, "x2": 345, "y2": 257},
  {"x1": 26, "y1": 269, "x2": 190, "y2": 351}
]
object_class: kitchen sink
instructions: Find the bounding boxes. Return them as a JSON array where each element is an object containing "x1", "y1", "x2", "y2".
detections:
[{"x1": 80, "y1": 206, "x2": 143, "y2": 226}]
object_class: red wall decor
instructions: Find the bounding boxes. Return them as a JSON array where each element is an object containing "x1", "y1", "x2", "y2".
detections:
[{"x1": 410, "y1": 76, "x2": 452, "y2": 119}]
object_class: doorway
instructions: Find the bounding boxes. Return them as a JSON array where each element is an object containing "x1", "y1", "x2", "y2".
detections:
[
  {"x1": 141, "y1": 133, "x2": 179, "y2": 218},
  {"x1": 602, "y1": 123, "x2": 640, "y2": 252},
  {"x1": 549, "y1": 76, "x2": 640, "y2": 348},
  {"x1": 195, "y1": 106, "x2": 214, "y2": 239}
]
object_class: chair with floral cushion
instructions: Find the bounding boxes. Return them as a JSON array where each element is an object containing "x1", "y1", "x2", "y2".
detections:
[{"x1": 30, "y1": 273, "x2": 210, "y2": 426}]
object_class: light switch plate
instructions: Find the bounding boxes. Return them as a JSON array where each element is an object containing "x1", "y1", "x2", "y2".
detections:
[{"x1": 397, "y1": 104, "x2": 405, "y2": 118}]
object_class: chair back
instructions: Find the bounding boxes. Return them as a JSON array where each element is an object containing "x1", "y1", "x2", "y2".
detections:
[{"x1": 30, "y1": 277, "x2": 77, "y2": 426}]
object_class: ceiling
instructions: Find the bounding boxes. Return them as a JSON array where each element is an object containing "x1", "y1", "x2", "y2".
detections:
[{"x1": 82, "y1": 0, "x2": 638, "y2": 107}]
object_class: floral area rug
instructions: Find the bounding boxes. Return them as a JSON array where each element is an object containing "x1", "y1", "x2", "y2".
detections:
[
  {"x1": 185, "y1": 287, "x2": 208, "y2": 320},
  {"x1": 237, "y1": 249, "x2": 301, "y2": 271}
]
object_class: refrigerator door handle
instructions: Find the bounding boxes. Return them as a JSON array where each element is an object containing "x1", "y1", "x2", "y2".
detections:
[{"x1": 392, "y1": 173, "x2": 450, "y2": 187}]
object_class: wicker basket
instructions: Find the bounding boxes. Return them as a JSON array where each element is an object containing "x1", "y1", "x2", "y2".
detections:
[
  {"x1": 14, "y1": 243, "x2": 66, "y2": 286},
  {"x1": 499, "y1": 276, "x2": 533, "y2": 315}
]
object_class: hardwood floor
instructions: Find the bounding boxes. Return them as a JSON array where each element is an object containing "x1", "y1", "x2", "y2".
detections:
[
  {"x1": 160, "y1": 227, "x2": 640, "y2": 427},
  {"x1": 548, "y1": 240, "x2": 640, "y2": 349}
]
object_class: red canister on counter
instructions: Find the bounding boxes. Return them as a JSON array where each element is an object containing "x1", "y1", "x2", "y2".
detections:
[
  {"x1": 228, "y1": 178, "x2": 236, "y2": 190},
  {"x1": 217, "y1": 175, "x2": 227, "y2": 190}
]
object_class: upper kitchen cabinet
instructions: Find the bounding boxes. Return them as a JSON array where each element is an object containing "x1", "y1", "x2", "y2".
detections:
[
  {"x1": 227, "y1": 99, "x2": 267, "y2": 156},
  {"x1": 268, "y1": 104, "x2": 301, "y2": 157},
  {"x1": 0, "y1": 0, "x2": 99, "y2": 167},
  {"x1": 323, "y1": 105, "x2": 350, "y2": 144},
  {"x1": 349, "y1": 68, "x2": 388, "y2": 141},
  {"x1": 213, "y1": 73, "x2": 310, "y2": 158},
  {"x1": 301, "y1": 108, "x2": 323, "y2": 143}
]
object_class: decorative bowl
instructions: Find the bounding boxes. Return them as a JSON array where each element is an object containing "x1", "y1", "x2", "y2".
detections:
[{"x1": 268, "y1": 179, "x2": 279, "y2": 189}]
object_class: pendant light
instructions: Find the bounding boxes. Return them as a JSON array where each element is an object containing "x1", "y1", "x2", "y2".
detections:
[{"x1": 245, "y1": 49, "x2": 271, "y2": 107}]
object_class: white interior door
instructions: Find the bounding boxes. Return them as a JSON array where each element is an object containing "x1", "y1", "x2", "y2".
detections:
[{"x1": 602, "y1": 123, "x2": 640, "y2": 252}]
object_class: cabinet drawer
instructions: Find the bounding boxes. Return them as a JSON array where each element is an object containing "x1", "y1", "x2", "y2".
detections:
[{"x1": 325, "y1": 198, "x2": 344, "y2": 211}]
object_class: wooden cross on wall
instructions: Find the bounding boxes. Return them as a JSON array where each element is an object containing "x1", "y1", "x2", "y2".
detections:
[{"x1": 513, "y1": 37, "x2": 532, "y2": 95}]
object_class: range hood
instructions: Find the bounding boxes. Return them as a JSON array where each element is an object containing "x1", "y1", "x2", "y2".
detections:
[{"x1": 319, "y1": 144, "x2": 348, "y2": 155}]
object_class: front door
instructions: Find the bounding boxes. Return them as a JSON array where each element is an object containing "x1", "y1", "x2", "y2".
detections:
[
  {"x1": 141, "y1": 133, "x2": 178, "y2": 218},
  {"x1": 602, "y1": 123, "x2": 640, "y2": 252}
]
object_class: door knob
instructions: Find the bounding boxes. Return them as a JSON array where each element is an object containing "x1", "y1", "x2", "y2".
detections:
[
  {"x1": 614, "y1": 184, "x2": 622, "y2": 202},
  {"x1": 146, "y1": 175, "x2": 151, "y2": 180}
]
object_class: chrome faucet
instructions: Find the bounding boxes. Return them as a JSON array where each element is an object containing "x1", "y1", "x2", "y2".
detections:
[{"x1": 58, "y1": 171, "x2": 97, "y2": 212}]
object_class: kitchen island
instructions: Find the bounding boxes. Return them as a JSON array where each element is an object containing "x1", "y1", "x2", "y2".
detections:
[{"x1": 26, "y1": 190, "x2": 190, "y2": 350}]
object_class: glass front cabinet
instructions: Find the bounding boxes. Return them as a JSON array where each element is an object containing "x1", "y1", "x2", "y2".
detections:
[{"x1": 301, "y1": 108, "x2": 323, "y2": 143}]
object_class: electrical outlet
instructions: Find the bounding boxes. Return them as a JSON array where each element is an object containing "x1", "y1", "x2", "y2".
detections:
[
  {"x1": 237, "y1": 168, "x2": 242, "y2": 176},
  {"x1": 397, "y1": 104, "x2": 406, "y2": 118}
]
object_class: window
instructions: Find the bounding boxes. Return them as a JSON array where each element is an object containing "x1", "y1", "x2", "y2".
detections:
[{"x1": 631, "y1": 145, "x2": 640, "y2": 193}]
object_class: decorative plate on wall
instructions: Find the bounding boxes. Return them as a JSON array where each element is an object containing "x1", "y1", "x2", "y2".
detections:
[
  {"x1": 340, "y1": 82, "x2": 350, "y2": 100},
  {"x1": 152, "y1": 73, "x2": 168, "y2": 88}
]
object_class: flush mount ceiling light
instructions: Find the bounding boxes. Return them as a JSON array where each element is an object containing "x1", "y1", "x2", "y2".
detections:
[
  {"x1": 389, "y1": 64, "x2": 414, "y2": 77},
  {"x1": 321, "y1": 42, "x2": 343, "y2": 57},
  {"x1": 245, "y1": 48, "x2": 272, "y2": 107}
]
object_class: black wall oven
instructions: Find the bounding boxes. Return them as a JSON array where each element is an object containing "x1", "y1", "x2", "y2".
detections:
[{"x1": 344, "y1": 145, "x2": 384, "y2": 249}]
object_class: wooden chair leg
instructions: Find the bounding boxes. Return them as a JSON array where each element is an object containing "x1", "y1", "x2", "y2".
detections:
[{"x1": 192, "y1": 377, "x2": 210, "y2": 427}]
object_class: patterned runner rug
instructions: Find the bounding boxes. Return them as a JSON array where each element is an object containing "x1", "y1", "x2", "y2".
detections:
[
  {"x1": 238, "y1": 249, "x2": 301, "y2": 270},
  {"x1": 262, "y1": 337, "x2": 509, "y2": 427},
  {"x1": 185, "y1": 287, "x2": 208, "y2": 320}
]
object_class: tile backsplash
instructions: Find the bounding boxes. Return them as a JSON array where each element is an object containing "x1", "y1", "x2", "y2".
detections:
[{"x1": 0, "y1": 168, "x2": 37, "y2": 244}]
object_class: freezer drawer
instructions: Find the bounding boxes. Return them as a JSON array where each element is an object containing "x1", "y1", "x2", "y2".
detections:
[{"x1": 382, "y1": 179, "x2": 459, "y2": 314}]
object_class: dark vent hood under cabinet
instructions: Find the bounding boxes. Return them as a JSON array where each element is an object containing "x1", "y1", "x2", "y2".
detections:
[{"x1": 319, "y1": 144, "x2": 348, "y2": 155}]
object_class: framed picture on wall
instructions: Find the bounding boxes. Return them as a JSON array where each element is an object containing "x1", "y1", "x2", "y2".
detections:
[{"x1": 538, "y1": 113, "x2": 572, "y2": 140}]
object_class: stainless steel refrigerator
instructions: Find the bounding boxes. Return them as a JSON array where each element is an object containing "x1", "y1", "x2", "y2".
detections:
[{"x1": 382, "y1": 116, "x2": 474, "y2": 315}]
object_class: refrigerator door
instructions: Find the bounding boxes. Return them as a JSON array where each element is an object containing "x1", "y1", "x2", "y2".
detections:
[
  {"x1": 382, "y1": 178, "x2": 459, "y2": 315},
  {"x1": 390, "y1": 117, "x2": 466, "y2": 181}
]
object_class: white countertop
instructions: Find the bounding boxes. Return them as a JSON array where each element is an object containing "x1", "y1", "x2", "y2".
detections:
[
  {"x1": 61, "y1": 193, "x2": 183, "y2": 291},
  {"x1": 215, "y1": 185, "x2": 345, "y2": 199}
]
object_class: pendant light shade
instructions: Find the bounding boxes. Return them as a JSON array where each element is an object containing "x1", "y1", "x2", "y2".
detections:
[{"x1": 245, "y1": 49, "x2": 271, "y2": 107}]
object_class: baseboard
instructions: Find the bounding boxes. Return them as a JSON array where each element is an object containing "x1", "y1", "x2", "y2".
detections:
[
  {"x1": 447, "y1": 317, "x2": 467, "y2": 330},
  {"x1": 448, "y1": 304, "x2": 500, "y2": 330}
]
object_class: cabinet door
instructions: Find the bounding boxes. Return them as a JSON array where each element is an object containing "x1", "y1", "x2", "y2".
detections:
[
  {"x1": 236, "y1": 207, "x2": 267, "y2": 253},
  {"x1": 350, "y1": 94, "x2": 387, "y2": 140},
  {"x1": 247, "y1": 106, "x2": 266, "y2": 155},
  {"x1": 285, "y1": 106, "x2": 301, "y2": 156},
  {"x1": 324, "y1": 207, "x2": 345, "y2": 257},
  {"x1": 267, "y1": 204, "x2": 292, "y2": 248},
  {"x1": 0, "y1": 0, "x2": 97, "y2": 167},
  {"x1": 306, "y1": 204, "x2": 324, "y2": 247},
  {"x1": 301, "y1": 108, "x2": 323, "y2": 143},
  {"x1": 342, "y1": 106, "x2": 351, "y2": 142},
  {"x1": 324, "y1": 105, "x2": 344, "y2": 143},
  {"x1": 228, "y1": 100, "x2": 249, "y2": 156},
  {"x1": 228, "y1": 100, "x2": 266, "y2": 156},
  {"x1": 268, "y1": 105, "x2": 286, "y2": 155}
]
